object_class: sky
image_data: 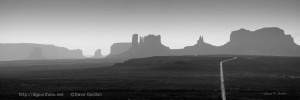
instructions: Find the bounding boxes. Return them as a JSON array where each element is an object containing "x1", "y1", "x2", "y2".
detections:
[{"x1": 1, "y1": 0, "x2": 300, "y2": 56}]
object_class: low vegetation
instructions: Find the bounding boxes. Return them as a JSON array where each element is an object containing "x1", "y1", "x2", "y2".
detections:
[{"x1": 1, "y1": 55, "x2": 300, "y2": 100}]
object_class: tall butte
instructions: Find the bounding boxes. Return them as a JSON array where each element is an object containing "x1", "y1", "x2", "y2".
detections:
[
  {"x1": 221, "y1": 27, "x2": 300, "y2": 56},
  {"x1": 107, "y1": 34, "x2": 170, "y2": 60},
  {"x1": 132, "y1": 34, "x2": 139, "y2": 47}
]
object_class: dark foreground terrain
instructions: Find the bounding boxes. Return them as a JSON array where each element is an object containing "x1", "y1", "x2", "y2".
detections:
[{"x1": 1, "y1": 55, "x2": 300, "y2": 100}]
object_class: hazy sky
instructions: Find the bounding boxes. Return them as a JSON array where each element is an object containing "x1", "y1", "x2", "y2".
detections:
[{"x1": 1, "y1": 0, "x2": 300, "y2": 56}]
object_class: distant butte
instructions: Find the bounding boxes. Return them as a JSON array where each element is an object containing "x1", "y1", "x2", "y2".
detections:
[
  {"x1": 221, "y1": 27, "x2": 300, "y2": 56},
  {"x1": 106, "y1": 27, "x2": 300, "y2": 61},
  {"x1": 0, "y1": 43, "x2": 85, "y2": 61},
  {"x1": 93, "y1": 49, "x2": 103, "y2": 58},
  {"x1": 1, "y1": 27, "x2": 299, "y2": 61}
]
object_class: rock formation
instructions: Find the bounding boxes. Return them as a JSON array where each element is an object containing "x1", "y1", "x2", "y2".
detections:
[
  {"x1": 221, "y1": 27, "x2": 300, "y2": 56},
  {"x1": 197, "y1": 36, "x2": 204, "y2": 44},
  {"x1": 0, "y1": 43, "x2": 85, "y2": 61},
  {"x1": 93, "y1": 49, "x2": 103, "y2": 58},
  {"x1": 107, "y1": 42, "x2": 132, "y2": 57},
  {"x1": 27, "y1": 47, "x2": 46, "y2": 60},
  {"x1": 1, "y1": 27, "x2": 299, "y2": 61},
  {"x1": 134, "y1": 34, "x2": 170, "y2": 57},
  {"x1": 132, "y1": 34, "x2": 139, "y2": 47},
  {"x1": 173, "y1": 35, "x2": 219, "y2": 55},
  {"x1": 106, "y1": 27, "x2": 300, "y2": 62},
  {"x1": 107, "y1": 34, "x2": 171, "y2": 60}
]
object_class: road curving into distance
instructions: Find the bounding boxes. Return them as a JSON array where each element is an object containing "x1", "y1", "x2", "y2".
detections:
[{"x1": 220, "y1": 57, "x2": 237, "y2": 100}]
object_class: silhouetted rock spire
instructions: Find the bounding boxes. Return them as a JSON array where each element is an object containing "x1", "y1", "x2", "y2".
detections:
[
  {"x1": 132, "y1": 34, "x2": 139, "y2": 47},
  {"x1": 197, "y1": 35, "x2": 204, "y2": 44},
  {"x1": 173, "y1": 35, "x2": 218, "y2": 55}
]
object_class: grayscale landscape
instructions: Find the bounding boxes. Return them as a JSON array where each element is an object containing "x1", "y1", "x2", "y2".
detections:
[{"x1": 1, "y1": 0, "x2": 300, "y2": 100}]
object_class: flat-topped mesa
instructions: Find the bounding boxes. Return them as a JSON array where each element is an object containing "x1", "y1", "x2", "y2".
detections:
[
  {"x1": 0, "y1": 43, "x2": 85, "y2": 61},
  {"x1": 229, "y1": 27, "x2": 296, "y2": 47},
  {"x1": 223, "y1": 27, "x2": 300, "y2": 56}
]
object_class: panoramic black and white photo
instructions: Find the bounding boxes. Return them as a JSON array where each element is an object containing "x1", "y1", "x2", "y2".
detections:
[{"x1": 1, "y1": 0, "x2": 300, "y2": 100}]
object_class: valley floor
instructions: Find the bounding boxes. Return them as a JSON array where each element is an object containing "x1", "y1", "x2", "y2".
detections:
[{"x1": 1, "y1": 55, "x2": 300, "y2": 100}]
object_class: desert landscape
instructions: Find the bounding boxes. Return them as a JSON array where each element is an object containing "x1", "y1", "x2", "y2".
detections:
[
  {"x1": 1, "y1": 55, "x2": 300, "y2": 100},
  {"x1": 1, "y1": 0, "x2": 300, "y2": 100}
]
